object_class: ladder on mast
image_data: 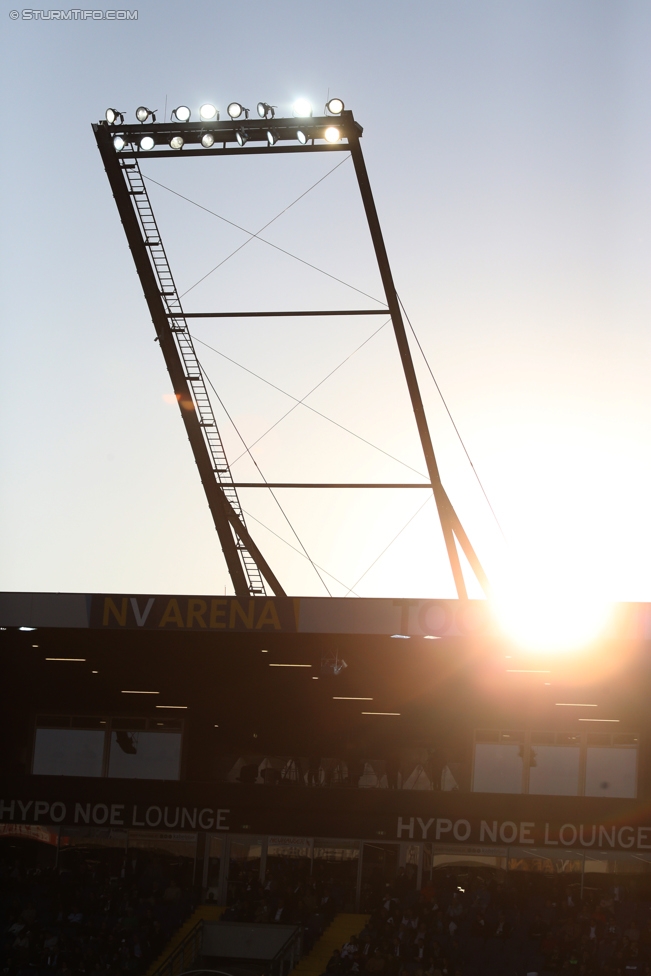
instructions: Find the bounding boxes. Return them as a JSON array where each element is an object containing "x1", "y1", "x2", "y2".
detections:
[{"x1": 121, "y1": 161, "x2": 267, "y2": 597}]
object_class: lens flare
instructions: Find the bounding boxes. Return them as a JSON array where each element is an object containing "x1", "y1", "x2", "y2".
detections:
[
  {"x1": 491, "y1": 564, "x2": 613, "y2": 655},
  {"x1": 293, "y1": 98, "x2": 312, "y2": 118}
]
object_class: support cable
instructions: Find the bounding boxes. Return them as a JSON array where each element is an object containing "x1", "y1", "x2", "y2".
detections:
[
  {"x1": 198, "y1": 359, "x2": 333, "y2": 596},
  {"x1": 191, "y1": 332, "x2": 429, "y2": 481},
  {"x1": 179, "y1": 155, "x2": 351, "y2": 298},
  {"x1": 225, "y1": 318, "x2": 390, "y2": 464},
  {"x1": 343, "y1": 496, "x2": 434, "y2": 597},
  {"x1": 143, "y1": 171, "x2": 387, "y2": 306},
  {"x1": 241, "y1": 508, "x2": 361, "y2": 596},
  {"x1": 396, "y1": 295, "x2": 507, "y2": 543}
]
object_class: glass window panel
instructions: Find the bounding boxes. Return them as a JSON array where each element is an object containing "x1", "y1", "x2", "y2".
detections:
[
  {"x1": 313, "y1": 839, "x2": 360, "y2": 860},
  {"x1": 128, "y1": 830, "x2": 197, "y2": 859},
  {"x1": 313, "y1": 839, "x2": 359, "y2": 911},
  {"x1": 227, "y1": 838, "x2": 263, "y2": 904},
  {"x1": 508, "y1": 847, "x2": 582, "y2": 873},
  {"x1": 206, "y1": 835, "x2": 222, "y2": 898},
  {"x1": 268, "y1": 836, "x2": 310, "y2": 858},
  {"x1": 500, "y1": 731, "x2": 522, "y2": 743},
  {"x1": 71, "y1": 717, "x2": 106, "y2": 729},
  {"x1": 585, "y1": 746, "x2": 637, "y2": 798},
  {"x1": 475, "y1": 730, "x2": 499, "y2": 743},
  {"x1": 148, "y1": 718, "x2": 182, "y2": 730},
  {"x1": 108, "y1": 731, "x2": 181, "y2": 780},
  {"x1": 556, "y1": 733, "x2": 580, "y2": 746},
  {"x1": 587, "y1": 733, "x2": 611, "y2": 745},
  {"x1": 472, "y1": 743, "x2": 522, "y2": 794},
  {"x1": 531, "y1": 732, "x2": 554, "y2": 745},
  {"x1": 59, "y1": 827, "x2": 127, "y2": 849},
  {"x1": 528, "y1": 745, "x2": 580, "y2": 796},
  {"x1": 33, "y1": 728, "x2": 104, "y2": 777}
]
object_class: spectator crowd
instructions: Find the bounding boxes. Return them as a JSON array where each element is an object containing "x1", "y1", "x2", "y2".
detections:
[
  {"x1": 323, "y1": 870, "x2": 651, "y2": 976},
  {"x1": 5, "y1": 838, "x2": 651, "y2": 976},
  {"x1": 1, "y1": 842, "x2": 192, "y2": 976}
]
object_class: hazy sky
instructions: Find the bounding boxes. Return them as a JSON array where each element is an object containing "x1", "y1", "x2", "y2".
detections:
[{"x1": 1, "y1": 0, "x2": 649, "y2": 602}]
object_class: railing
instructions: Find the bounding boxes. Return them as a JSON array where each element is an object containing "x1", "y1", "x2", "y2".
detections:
[
  {"x1": 151, "y1": 920, "x2": 204, "y2": 976},
  {"x1": 270, "y1": 926, "x2": 303, "y2": 976},
  {"x1": 154, "y1": 922, "x2": 302, "y2": 976}
]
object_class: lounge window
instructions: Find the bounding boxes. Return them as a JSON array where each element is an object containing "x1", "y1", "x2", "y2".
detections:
[
  {"x1": 33, "y1": 728, "x2": 105, "y2": 777},
  {"x1": 472, "y1": 732, "x2": 523, "y2": 794},
  {"x1": 585, "y1": 745, "x2": 637, "y2": 798},
  {"x1": 32, "y1": 715, "x2": 182, "y2": 780},
  {"x1": 473, "y1": 730, "x2": 638, "y2": 798},
  {"x1": 528, "y1": 743, "x2": 580, "y2": 796},
  {"x1": 108, "y1": 729, "x2": 181, "y2": 780}
]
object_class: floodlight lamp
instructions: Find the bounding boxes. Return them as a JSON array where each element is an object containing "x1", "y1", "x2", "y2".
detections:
[
  {"x1": 135, "y1": 105, "x2": 156, "y2": 123},
  {"x1": 139, "y1": 135, "x2": 155, "y2": 151},
  {"x1": 236, "y1": 129, "x2": 249, "y2": 147},
  {"x1": 266, "y1": 129, "x2": 279, "y2": 147},
  {"x1": 324, "y1": 126, "x2": 340, "y2": 143},
  {"x1": 228, "y1": 102, "x2": 250, "y2": 120},
  {"x1": 293, "y1": 98, "x2": 313, "y2": 118},
  {"x1": 257, "y1": 101, "x2": 275, "y2": 120},
  {"x1": 325, "y1": 98, "x2": 344, "y2": 115},
  {"x1": 201, "y1": 132, "x2": 215, "y2": 148},
  {"x1": 199, "y1": 103, "x2": 218, "y2": 121},
  {"x1": 105, "y1": 107, "x2": 124, "y2": 125},
  {"x1": 113, "y1": 135, "x2": 126, "y2": 151},
  {"x1": 169, "y1": 135, "x2": 184, "y2": 150},
  {"x1": 172, "y1": 105, "x2": 191, "y2": 122},
  {"x1": 296, "y1": 129, "x2": 309, "y2": 145}
]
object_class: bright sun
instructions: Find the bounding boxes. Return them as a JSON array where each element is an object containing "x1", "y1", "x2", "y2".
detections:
[{"x1": 490, "y1": 562, "x2": 613, "y2": 654}]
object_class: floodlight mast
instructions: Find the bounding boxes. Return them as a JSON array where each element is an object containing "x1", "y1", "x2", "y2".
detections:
[
  {"x1": 94, "y1": 126, "x2": 284, "y2": 598},
  {"x1": 93, "y1": 108, "x2": 489, "y2": 599}
]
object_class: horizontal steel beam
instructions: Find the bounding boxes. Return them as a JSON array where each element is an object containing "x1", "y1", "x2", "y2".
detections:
[
  {"x1": 117, "y1": 144, "x2": 348, "y2": 159},
  {"x1": 174, "y1": 310, "x2": 388, "y2": 318},
  {"x1": 229, "y1": 483, "x2": 433, "y2": 489}
]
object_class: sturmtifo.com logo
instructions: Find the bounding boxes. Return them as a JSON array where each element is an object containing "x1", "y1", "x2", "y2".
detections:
[{"x1": 9, "y1": 8, "x2": 137, "y2": 19}]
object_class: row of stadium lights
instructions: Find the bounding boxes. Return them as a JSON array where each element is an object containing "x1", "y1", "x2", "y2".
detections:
[{"x1": 106, "y1": 97, "x2": 346, "y2": 152}]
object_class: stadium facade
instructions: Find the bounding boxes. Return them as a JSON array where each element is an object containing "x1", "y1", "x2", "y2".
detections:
[{"x1": 2, "y1": 591, "x2": 651, "y2": 901}]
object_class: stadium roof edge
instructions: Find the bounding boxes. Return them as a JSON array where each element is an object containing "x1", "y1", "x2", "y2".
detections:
[{"x1": 1, "y1": 591, "x2": 651, "y2": 640}]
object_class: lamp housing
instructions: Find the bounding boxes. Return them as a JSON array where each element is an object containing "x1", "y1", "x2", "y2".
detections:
[
  {"x1": 325, "y1": 98, "x2": 345, "y2": 115},
  {"x1": 199, "y1": 104, "x2": 218, "y2": 121},
  {"x1": 228, "y1": 102, "x2": 250, "y2": 120},
  {"x1": 171, "y1": 105, "x2": 191, "y2": 122},
  {"x1": 105, "y1": 108, "x2": 124, "y2": 125},
  {"x1": 257, "y1": 101, "x2": 275, "y2": 120},
  {"x1": 135, "y1": 105, "x2": 156, "y2": 123}
]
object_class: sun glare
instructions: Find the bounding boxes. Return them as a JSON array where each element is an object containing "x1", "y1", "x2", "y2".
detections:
[{"x1": 491, "y1": 565, "x2": 613, "y2": 655}]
